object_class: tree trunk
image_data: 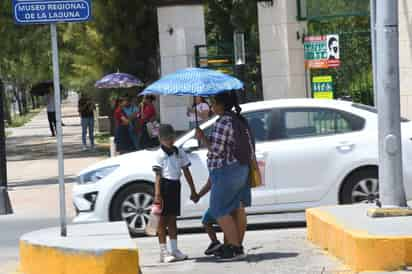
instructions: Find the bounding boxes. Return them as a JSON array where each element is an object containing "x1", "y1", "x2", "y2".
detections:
[
  {"x1": 31, "y1": 95, "x2": 37, "y2": 109},
  {"x1": 21, "y1": 87, "x2": 28, "y2": 115},
  {"x1": 3, "y1": 92, "x2": 12, "y2": 124},
  {"x1": 0, "y1": 78, "x2": 12, "y2": 215},
  {"x1": 15, "y1": 88, "x2": 23, "y2": 116}
]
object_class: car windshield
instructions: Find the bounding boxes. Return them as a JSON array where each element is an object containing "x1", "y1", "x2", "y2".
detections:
[{"x1": 352, "y1": 103, "x2": 410, "y2": 122}]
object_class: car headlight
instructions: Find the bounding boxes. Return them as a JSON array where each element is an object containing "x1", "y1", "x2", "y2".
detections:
[{"x1": 79, "y1": 165, "x2": 119, "y2": 184}]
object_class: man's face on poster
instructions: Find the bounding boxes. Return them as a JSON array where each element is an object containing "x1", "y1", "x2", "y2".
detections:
[
  {"x1": 330, "y1": 41, "x2": 338, "y2": 54},
  {"x1": 328, "y1": 37, "x2": 339, "y2": 59}
]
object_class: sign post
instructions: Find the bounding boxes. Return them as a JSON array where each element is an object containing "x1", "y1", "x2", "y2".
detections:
[
  {"x1": 12, "y1": 0, "x2": 91, "y2": 237},
  {"x1": 50, "y1": 22, "x2": 67, "y2": 236}
]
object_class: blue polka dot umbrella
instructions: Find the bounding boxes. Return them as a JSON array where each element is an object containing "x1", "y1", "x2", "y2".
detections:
[
  {"x1": 95, "y1": 72, "x2": 143, "y2": 89},
  {"x1": 141, "y1": 68, "x2": 243, "y2": 96},
  {"x1": 141, "y1": 67, "x2": 243, "y2": 126}
]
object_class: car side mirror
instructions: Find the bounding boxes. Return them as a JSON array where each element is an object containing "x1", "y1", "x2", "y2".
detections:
[{"x1": 182, "y1": 138, "x2": 199, "y2": 152}]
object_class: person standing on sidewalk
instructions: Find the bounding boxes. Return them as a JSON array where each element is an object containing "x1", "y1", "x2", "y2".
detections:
[
  {"x1": 46, "y1": 88, "x2": 56, "y2": 137},
  {"x1": 114, "y1": 97, "x2": 135, "y2": 154},
  {"x1": 187, "y1": 96, "x2": 211, "y2": 129},
  {"x1": 78, "y1": 93, "x2": 95, "y2": 150},
  {"x1": 195, "y1": 92, "x2": 254, "y2": 261},
  {"x1": 122, "y1": 97, "x2": 139, "y2": 150},
  {"x1": 152, "y1": 124, "x2": 198, "y2": 263},
  {"x1": 138, "y1": 95, "x2": 158, "y2": 149}
]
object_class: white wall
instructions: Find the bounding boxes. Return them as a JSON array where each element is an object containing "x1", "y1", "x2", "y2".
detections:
[
  {"x1": 399, "y1": 0, "x2": 412, "y2": 119},
  {"x1": 257, "y1": 0, "x2": 307, "y2": 100},
  {"x1": 157, "y1": 5, "x2": 206, "y2": 130}
]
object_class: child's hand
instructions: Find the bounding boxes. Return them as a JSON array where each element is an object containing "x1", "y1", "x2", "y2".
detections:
[{"x1": 154, "y1": 194, "x2": 162, "y2": 204}]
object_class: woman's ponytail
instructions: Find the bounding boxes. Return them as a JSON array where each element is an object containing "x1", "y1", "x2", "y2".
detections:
[{"x1": 232, "y1": 92, "x2": 242, "y2": 116}]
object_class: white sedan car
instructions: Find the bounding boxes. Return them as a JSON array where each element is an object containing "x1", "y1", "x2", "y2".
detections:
[{"x1": 73, "y1": 98, "x2": 412, "y2": 235}]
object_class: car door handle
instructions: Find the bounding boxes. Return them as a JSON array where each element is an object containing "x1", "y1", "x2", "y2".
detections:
[{"x1": 336, "y1": 143, "x2": 355, "y2": 153}]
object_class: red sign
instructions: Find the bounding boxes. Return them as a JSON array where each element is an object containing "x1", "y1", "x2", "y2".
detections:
[{"x1": 304, "y1": 34, "x2": 340, "y2": 69}]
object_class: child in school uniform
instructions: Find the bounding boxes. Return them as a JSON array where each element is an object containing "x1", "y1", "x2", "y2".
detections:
[{"x1": 152, "y1": 124, "x2": 198, "y2": 263}]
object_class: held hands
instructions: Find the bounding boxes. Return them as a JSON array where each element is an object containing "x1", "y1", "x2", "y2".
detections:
[{"x1": 190, "y1": 191, "x2": 200, "y2": 204}]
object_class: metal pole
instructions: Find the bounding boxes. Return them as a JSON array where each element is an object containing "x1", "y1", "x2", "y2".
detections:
[
  {"x1": 50, "y1": 23, "x2": 67, "y2": 236},
  {"x1": 376, "y1": 0, "x2": 407, "y2": 207},
  {"x1": 0, "y1": 79, "x2": 13, "y2": 215},
  {"x1": 370, "y1": 0, "x2": 378, "y2": 106}
]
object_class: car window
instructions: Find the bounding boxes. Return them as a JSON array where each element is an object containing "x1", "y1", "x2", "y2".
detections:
[
  {"x1": 282, "y1": 108, "x2": 364, "y2": 139},
  {"x1": 243, "y1": 111, "x2": 271, "y2": 142}
]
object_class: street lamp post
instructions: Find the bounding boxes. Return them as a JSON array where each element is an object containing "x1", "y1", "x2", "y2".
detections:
[
  {"x1": 0, "y1": 79, "x2": 13, "y2": 215},
  {"x1": 375, "y1": 0, "x2": 407, "y2": 207},
  {"x1": 234, "y1": 30, "x2": 246, "y2": 103}
]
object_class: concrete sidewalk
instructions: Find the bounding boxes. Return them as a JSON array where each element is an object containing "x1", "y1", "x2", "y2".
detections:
[
  {"x1": 6, "y1": 92, "x2": 107, "y2": 188},
  {"x1": 1, "y1": 92, "x2": 107, "y2": 273}
]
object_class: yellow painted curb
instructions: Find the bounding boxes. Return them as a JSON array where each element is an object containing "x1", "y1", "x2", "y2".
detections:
[
  {"x1": 20, "y1": 241, "x2": 140, "y2": 274},
  {"x1": 306, "y1": 208, "x2": 412, "y2": 272},
  {"x1": 367, "y1": 207, "x2": 412, "y2": 217}
]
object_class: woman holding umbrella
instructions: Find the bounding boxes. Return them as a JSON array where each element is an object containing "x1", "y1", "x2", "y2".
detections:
[
  {"x1": 141, "y1": 68, "x2": 254, "y2": 260},
  {"x1": 195, "y1": 92, "x2": 253, "y2": 261}
]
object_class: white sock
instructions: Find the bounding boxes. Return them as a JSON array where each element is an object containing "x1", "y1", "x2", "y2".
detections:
[
  {"x1": 160, "y1": 243, "x2": 167, "y2": 253},
  {"x1": 170, "y1": 239, "x2": 178, "y2": 252}
]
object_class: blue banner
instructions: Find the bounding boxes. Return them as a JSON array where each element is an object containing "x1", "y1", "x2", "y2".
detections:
[{"x1": 13, "y1": 0, "x2": 91, "y2": 24}]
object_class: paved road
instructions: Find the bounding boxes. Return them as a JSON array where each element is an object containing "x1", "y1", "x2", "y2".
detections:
[{"x1": 0, "y1": 93, "x2": 107, "y2": 273}]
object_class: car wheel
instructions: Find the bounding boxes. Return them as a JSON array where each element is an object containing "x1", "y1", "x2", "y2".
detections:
[
  {"x1": 340, "y1": 168, "x2": 379, "y2": 204},
  {"x1": 110, "y1": 184, "x2": 154, "y2": 237}
]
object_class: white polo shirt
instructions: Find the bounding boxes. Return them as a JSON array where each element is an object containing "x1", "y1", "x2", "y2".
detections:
[{"x1": 152, "y1": 147, "x2": 191, "y2": 181}]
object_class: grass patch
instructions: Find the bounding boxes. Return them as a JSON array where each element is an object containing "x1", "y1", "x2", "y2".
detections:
[
  {"x1": 8, "y1": 108, "x2": 42, "y2": 128},
  {"x1": 95, "y1": 132, "x2": 111, "y2": 145}
]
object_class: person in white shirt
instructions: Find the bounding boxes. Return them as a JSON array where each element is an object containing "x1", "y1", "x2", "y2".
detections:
[
  {"x1": 187, "y1": 96, "x2": 211, "y2": 129},
  {"x1": 45, "y1": 87, "x2": 65, "y2": 137},
  {"x1": 152, "y1": 124, "x2": 198, "y2": 263},
  {"x1": 46, "y1": 88, "x2": 57, "y2": 137}
]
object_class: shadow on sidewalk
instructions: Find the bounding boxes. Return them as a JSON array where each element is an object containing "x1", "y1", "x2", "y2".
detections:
[
  {"x1": 192, "y1": 251, "x2": 299, "y2": 263},
  {"x1": 6, "y1": 141, "x2": 107, "y2": 161}
]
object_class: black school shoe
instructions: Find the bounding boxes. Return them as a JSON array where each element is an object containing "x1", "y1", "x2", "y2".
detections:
[
  {"x1": 205, "y1": 241, "x2": 223, "y2": 256},
  {"x1": 215, "y1": 244, "x2": 246, "y2": 262}
]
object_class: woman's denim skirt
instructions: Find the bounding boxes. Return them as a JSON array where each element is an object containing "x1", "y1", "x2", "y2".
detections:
[{"x1": 209, "y1": 162, "x2": 251, "y2": 220}]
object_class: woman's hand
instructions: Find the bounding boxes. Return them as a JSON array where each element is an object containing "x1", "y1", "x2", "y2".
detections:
[{"x1": 195, "y1": 128, "x2": 205, "y2": 141}]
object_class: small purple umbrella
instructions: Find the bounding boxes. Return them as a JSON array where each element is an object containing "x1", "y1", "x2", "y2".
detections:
[{"x1": 95, "y1": 72, "x2": 143, "y2": 89}]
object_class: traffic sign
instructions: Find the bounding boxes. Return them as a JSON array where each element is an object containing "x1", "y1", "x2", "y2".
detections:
[{"x1": 13, "y1": 0, "x2": 91, "y2": 24}]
